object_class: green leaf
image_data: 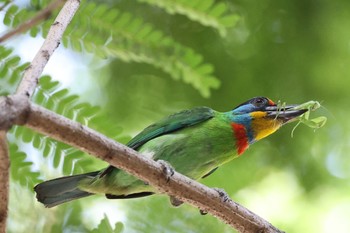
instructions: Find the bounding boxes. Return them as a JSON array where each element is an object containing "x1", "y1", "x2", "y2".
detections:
[
  {"x1": 137, "y1": 0, "x2": 240, "y2": 37},
  {"x1": 3, "y1": 4, "x2": 18, "y2": 26},
  {"x1": 208, "y1": 2, "x2": 226, "y2": 17},
  {"x1": 91, "y1": 214, "x2": 124, "y2": 233},
  {"x1": 220, "y1": 14, "x2": 240, "y2": 27},
  {"x1": 196, "y1": 0, "x2": 214, "y2": 12},
  {"x1": 0, "y1": 46, "x2": 13, "y2": 59},
  {"x1": 9, "y1": 143, "x2": 42, "y2": 187},
  {"x1": 50, "y1": 204, "x2": 89, "y2": 232},
  {"x1": 0, "y1": 46, "x2": 27, "y2": 94},
  {"x1": 16, "y1": 76, "x2": 128, "y2": 175}
]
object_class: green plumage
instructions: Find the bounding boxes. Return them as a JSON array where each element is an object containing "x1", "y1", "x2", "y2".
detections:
[
  {"x1": 35, "y1": 97, "x2": 308, "y2": 207},
  {"x1": 128, "y1": 107, "x2": 215, "y2": 149},
  {"x1": 35, "y1": 107, "x2": 238, "y2": 207},
  {"x1": 81, "y1": 107, "x2": 236, "y2": 196}
]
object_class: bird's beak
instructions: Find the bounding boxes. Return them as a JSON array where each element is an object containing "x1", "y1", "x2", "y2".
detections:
[{"x1": 265, "y1": 105, "x2": 308, "y2": 124}]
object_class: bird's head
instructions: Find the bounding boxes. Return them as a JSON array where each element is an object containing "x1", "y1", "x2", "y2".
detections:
[{"x1": 229, "y1": 97, "x2": 307, "y2": 155}]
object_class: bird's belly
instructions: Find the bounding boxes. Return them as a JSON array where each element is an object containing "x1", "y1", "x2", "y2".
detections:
[
  {"x1": 139, "y1": 132, "x2": 236, "y2": 180},
  {"x1": 83, "y1": 124, "x2": 236, "y2": 195}
]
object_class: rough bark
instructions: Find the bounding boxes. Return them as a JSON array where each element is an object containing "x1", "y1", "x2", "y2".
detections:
[{"x1": 0, "y1": 132, "x2": 9, "y2": 233}]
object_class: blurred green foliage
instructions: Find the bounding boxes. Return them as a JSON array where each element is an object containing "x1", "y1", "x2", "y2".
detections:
[{"x1": 2, "y1": 0, "x2": 350, "y2": 232}]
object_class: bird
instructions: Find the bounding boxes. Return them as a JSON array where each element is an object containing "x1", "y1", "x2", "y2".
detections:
[{"x1": 34, "y1": 96, "x2": 307, "y2": 208}]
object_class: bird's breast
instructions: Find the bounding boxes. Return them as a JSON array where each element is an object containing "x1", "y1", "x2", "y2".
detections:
[{"x1": 138, "y1": 119, "x2": 238, "y2": 179}]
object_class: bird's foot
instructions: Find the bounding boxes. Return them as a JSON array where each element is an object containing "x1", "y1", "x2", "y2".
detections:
[
  {"x1": 198, "y1": 189, "x2": 230, "y2": 216},
  {"x1": 213, "y1": 188, "x2": 230, "y2": 203},
  {"x1": 158, "y1": 160, "x2": 175, "y2": 183},
  {"x1": 169, "y1": 196, "x2": 184, "y2": 207}
]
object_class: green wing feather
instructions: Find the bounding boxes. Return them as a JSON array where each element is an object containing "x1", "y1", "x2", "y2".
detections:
[
  {"x1": 100, "y1": 107, "x2": 215, "y2": 177},
  {"x1": 127, "y1": 107, "x2": 215, "y2": 149}
]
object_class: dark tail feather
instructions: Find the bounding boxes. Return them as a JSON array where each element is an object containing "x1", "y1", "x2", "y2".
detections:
[{"x1": 34, "y1": 171, "x2": 99, "y2": 208}]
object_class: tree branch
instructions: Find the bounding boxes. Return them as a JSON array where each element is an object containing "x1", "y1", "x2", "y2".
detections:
[
  {"x1": 0, "y1": 132, "x2": 9, "y2": 233},
  {"x1": 0, "y1": 94, "x2": 30, "y2": 233},
  {"x1": 0, "y1": 0, "x2": 65, "y2": 43},
  {"x1": 15, "y1": 0, "x2": 80, "y2": 97},
  {"x1": 0, "y1": 95, "x2": 284, "y2": 233},
  {"x1": 0, "y1": 96, "x2": 30, "y2": 131}
]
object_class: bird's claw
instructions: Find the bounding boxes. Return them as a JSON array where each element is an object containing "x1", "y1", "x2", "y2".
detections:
[
  {"x1": 158, "y1": 161, "x2": 179, "y2": 207},
  {"x1": 169, "y1": 196, "x2": 183, "y2": 207},
  {"x1": 198, "y1": 189, "x2": 230, "y2": 216},
  {"x1": 213, "y1": 188, "x2": 230, "y2": 203},
  {"x1": 158, "y1": 160, "x2": 175, "y2": 183}
]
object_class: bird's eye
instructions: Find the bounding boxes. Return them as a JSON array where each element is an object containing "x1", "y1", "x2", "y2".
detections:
[{"x1": 251, "y1": 97, "x2": 268, "y2": 107}]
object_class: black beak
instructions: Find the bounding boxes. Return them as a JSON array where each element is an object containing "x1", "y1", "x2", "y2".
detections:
[{"x1": 265, "y1": 105, "x2": 308, "y2": 123}]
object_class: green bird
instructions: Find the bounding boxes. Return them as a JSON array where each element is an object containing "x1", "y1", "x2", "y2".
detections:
[{"x1": 34, "y1": 97, "x2": 307, "y2": 207}]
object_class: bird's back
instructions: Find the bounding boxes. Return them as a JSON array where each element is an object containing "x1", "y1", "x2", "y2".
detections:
[{"x1": 80, "y1": 111, "x2": 238, "y2": 196}]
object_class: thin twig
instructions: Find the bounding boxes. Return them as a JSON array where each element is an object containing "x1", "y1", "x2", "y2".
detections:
[
  {"x1": 0, "y1": 0, "x2": 65, "y2": 43},
  {"x1": 15, "y1": 0, "x2": 80, "y2": 97},
  {"x1": 0, "y1": 0, "x2": 13, "y2": 12},
  {"x1": 0, "y1": 131, "x2": 9, "y2": 233}
]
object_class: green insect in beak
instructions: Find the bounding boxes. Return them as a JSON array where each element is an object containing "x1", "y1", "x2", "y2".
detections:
[{"x1": 34, "y1": 97, "x2": 312, "y2": 208}]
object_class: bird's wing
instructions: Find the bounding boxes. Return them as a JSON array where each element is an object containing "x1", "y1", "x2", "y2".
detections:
[
  {"x1": 99, "y1": 107, "x2": 214, "y2": 178},
  {"x1": 127, "y1": 106, "x2": 215, "y2": 149}
]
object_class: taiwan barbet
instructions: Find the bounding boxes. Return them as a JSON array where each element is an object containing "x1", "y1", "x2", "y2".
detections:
[{"x1": 35, "y1": 97, "x2": 307, "y2": 207}]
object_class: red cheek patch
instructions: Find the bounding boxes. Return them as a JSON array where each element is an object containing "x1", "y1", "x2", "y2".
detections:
[{"x1": 231, "y1": 123, "x2": 249, "y2": 155}]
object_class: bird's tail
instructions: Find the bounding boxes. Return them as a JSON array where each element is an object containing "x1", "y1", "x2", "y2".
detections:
[{"x1": 34, "y1": 171, "x2": 100, "y2": 208}]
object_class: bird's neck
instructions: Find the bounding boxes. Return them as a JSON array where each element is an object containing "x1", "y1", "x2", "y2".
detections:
[{"x1": 225, "y1": 113, "x2": 255, "y2": 156}]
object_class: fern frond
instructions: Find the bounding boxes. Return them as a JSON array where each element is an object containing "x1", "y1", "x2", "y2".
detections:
[
  {"x1": 9, "y1": 143, "x2": 41, "y2": 187},
  {"x1": 137, "y1": 0, "x2": 240, "y2": 37},
  {"x1": 61, "y1": 2, "x2": 220, "y2": 97},
  {"x1": 0, "y1": 66, "x2": 124, "y2": 177},
  {"x1": 3, "y1": 69, "x2": 127, "y2": 177},
  {"x1": 2, "y1": 0, "x2": 61, "y2": 38},
  {"x1": 19, "y1": 76, "x2": 127, "y2": 175},
  {"x1": 3, "y1": 3, "x2": 38, "y2": 34},
  {"x1": 50, "y1": 203, "x2": 89, "y2": 232},
  {"x1": 2, "y1": 2, "x2": 221, "y2": 97},
  {"x1": 11, "y1": 124, "x2": 96, "y2": 175},
  {"x1": 0, "y1": 45, "x2": 29, "y2": 95},
  {"x1": 91, "y1": 214, "x2": 124, "y2": 233}
]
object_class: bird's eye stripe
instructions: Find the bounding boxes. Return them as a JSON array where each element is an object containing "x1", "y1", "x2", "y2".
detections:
[{"x1": 268, "y1": 99, "x2": 275, "y2": 106}]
